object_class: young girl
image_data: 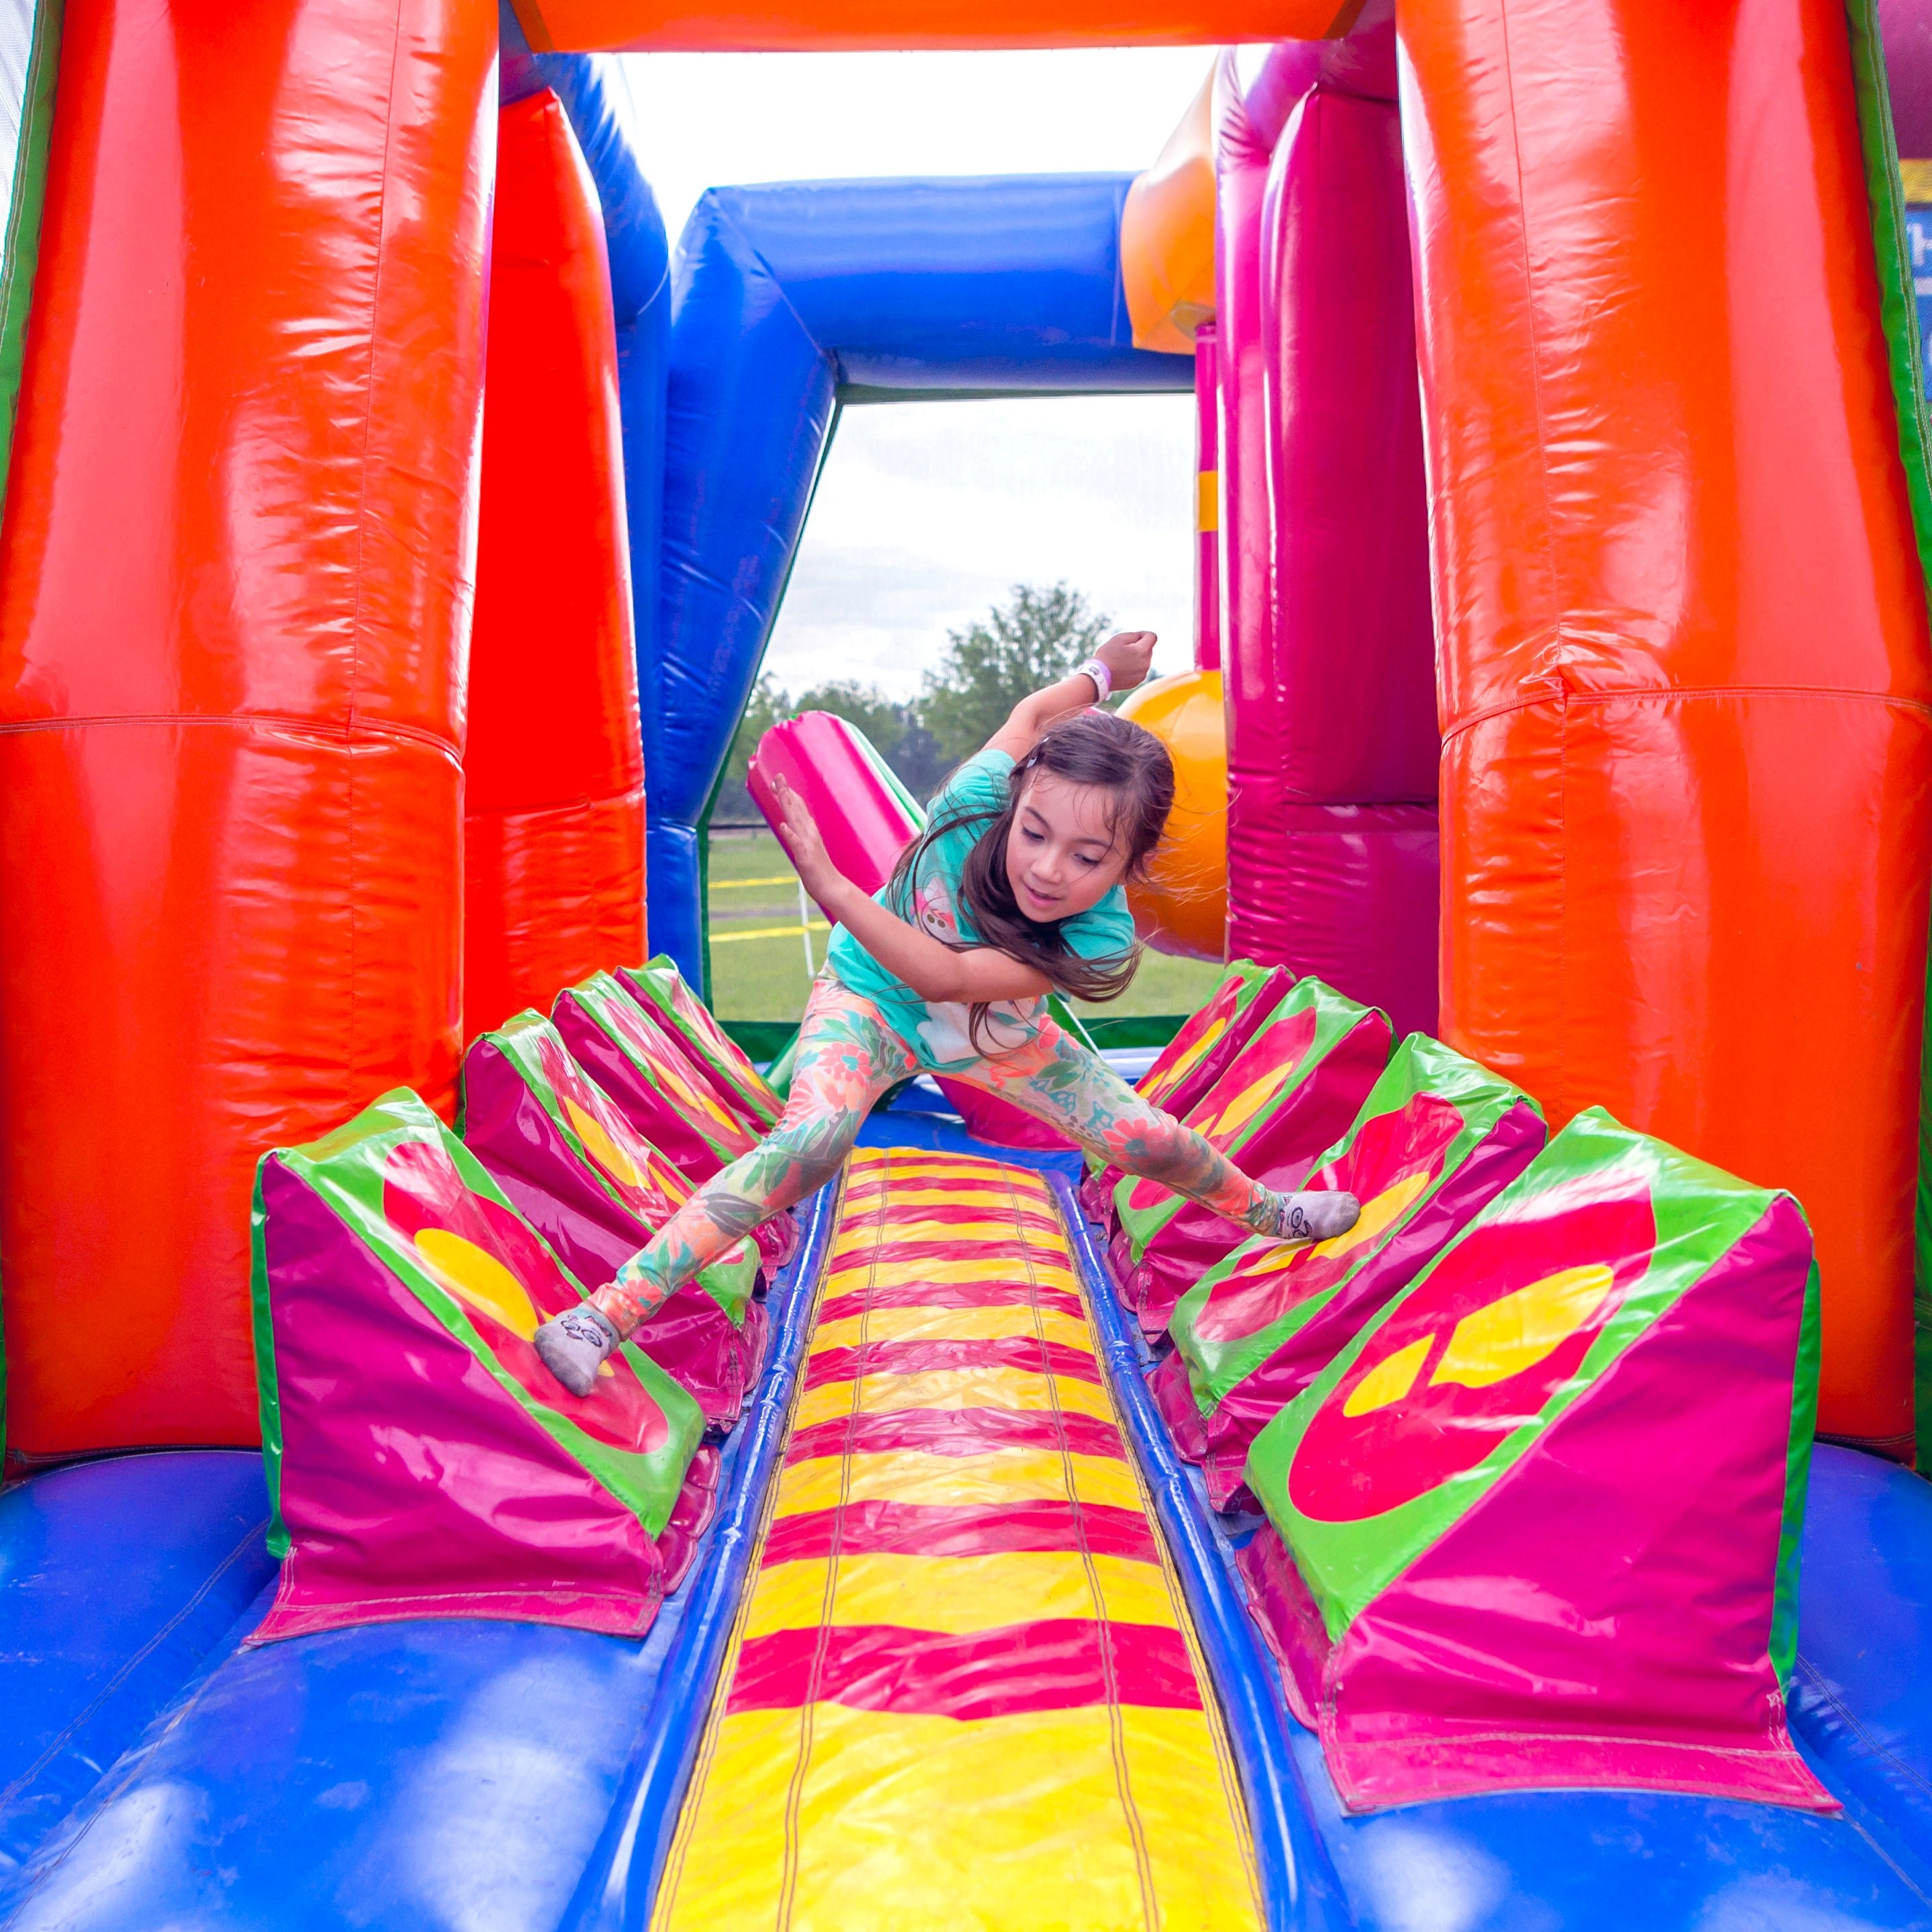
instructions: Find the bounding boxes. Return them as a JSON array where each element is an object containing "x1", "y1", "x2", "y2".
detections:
[{"x1": 535, "y1": 631, "x2": 1360, "y2": 1395}]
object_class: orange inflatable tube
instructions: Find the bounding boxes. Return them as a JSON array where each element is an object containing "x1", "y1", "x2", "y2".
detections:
[
  {"x1": 1404, "y1": 0, "x2": 1932, "y2": 1455},
  {"x1": 512, "y1": 0, "x2": 1363, "y2": 52},
  {"x1": 1121, "y1": 63, "x2": 1216, "y2": 353},
  {"x1": 0, "y1": 0, "x2": 494, "y2": 1457},
  {"x1": 465, "y1": 91, "x2": 646, "y2": 1043}
]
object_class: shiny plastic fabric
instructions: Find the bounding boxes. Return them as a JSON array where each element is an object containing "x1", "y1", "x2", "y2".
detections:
[
  {"x1": 1220, "y1": 30, "x2": 1439, "y2": 1038},
  {"x1": 465, "y1": 89, "x2": 645, "y2": 1042},
  {"x1": 1111, "y1": 977, "x2": 1391, "y2": 1332},
  {"x1": 1154, "y1": 1033, "x2": 1545, "y2": 1508},
  {"x1": 652, "y1": 177, "x2": 1189, "y2": 983},
  {"x1": 1120, "y1": 62, "x2": 1217, "y2": 352},
  {"x1": 621, "y1": 956, "x2": 782, "y2": 1131},
  {"x1": 1401, "y1": 0, "x2": 1932, "y2": 1454},
  {"x1": 654, "y1": 1149, "x2": 1263, "y2": 1931},
  {"x1": 1117, "y1": 669, "x2": 1227, "y2": 961},
  {"x1": 459, "y1": 1014, "x2": 770, "y2": 1428},
  {"x1": 553, "y1": 970, "x2": 761, "y2": 1179},
  {"x1": 0, "y1": 1452, "x2": 275, "y2": 1900},
  {"x1": 1243, "y1": 1108, "x2": 1827, "y2": 1813},
  {"x1": 251, "y1": 1088, "x2": 708, "y2": 1641},
  {"x1": 511, "y1": 0, "x2": 1358, "y2": 52},
  {"x1": 0, "y1": 0, "x2": 495, "y2": 1457}
]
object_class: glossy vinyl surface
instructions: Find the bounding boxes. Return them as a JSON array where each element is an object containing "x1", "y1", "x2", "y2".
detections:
[
  {"x1": 0, "y1": 0, "x2": 496, "y2": 1455},
  {"x1": 1118, "y1": 668, "x2": 1227, "y2": 960},
  {"x1": 1402, "y1": 0, "x2": 1932, "y2": 1448},
  {"x1": 1120, "y1": 60, "x2": 1217, "y2": 353},
  {"x1": 0, "y1": 1452, "x2": 274, "y2": 1902},
  {"x1": 466, "y1": 89, "x2": 645, "y2": 1041},
  {"x1": 650, "y1": 174, "x2": 1189, "y2": 982}
]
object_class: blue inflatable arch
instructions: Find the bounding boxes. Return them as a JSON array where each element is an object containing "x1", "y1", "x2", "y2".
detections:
[{"x1": 647, "y1": 173, "x2": 1193, "y2": 983}]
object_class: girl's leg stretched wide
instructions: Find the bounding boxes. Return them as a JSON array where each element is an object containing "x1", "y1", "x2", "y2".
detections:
[
  {"x1": 954, "y1": 1013, "x2": 1359, "y2": 1242},
  {"x1": 534, "y1": 978, "x2": 918, "y2": 1396}
]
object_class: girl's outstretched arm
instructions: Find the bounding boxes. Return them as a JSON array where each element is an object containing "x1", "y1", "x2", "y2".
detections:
[
  {"x1": 772, "y1": 776, "x2": 1047, "y2": 1005},
  {"x1": 984, "y1": 629, "x2": 1157, "y2": 761}
]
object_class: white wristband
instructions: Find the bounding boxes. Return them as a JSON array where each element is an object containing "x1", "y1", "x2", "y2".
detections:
[{"x1": 1076, "y1": 657, "x2": 1112, "y2": 702}]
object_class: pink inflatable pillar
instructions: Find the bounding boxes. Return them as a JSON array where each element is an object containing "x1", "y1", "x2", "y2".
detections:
[
  {"x1": 1220, "y1": 31, "x2": 1440, "y2": 1040},
  {"x1": 1195, "y1": 324, "x2": 1222, "y2": 673}
]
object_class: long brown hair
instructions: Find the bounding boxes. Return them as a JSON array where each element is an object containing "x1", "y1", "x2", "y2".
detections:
[{"x1": 887, "y1": 708, "x2": 1175, "y2": 1051}]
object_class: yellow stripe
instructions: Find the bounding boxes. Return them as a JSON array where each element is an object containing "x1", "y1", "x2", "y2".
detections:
[
  {"x1": 744, "y1": 1550, "x2": 1176, "y2": 1641},
  {"x1": 655, "y1": 1705, "x2": 1260, "y2": 1932},
  {"x1": 824, "y1": 1256, "x2": 1077, "y2": 1294},
  {"x1": 773, "y1": 1448, "x2": 1141, "y2": 1517},
  {"x1": 709, "y1": 874, "x2": 802, "y2": 888},
  {"x1": 847, "y1": 1152, "x2": 1047, "y2": 1189},
  {"x1": 796, "y1": 1367, "x2": 1115, "y2": 1429},
  {"x1": 1197, "y1": 468, "x2": 1219, "y2": 533},
  {"x1": 811, "y1": 1303, "x2": 1092, "y2": 1352},
  {"x1": 708, "y1": 921, "x2": 831, "y2": 946}
]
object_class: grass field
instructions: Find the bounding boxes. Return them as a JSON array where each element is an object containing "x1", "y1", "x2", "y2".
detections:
[{"x1": 704, "y1": 825, "x2": 1227, "y2": 1025}]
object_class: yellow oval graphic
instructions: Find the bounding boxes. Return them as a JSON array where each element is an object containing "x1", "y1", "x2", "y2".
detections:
[
  {"x1": 414, "y1": 1229, "x2": 539, "y2": 1341},
  {"x1": 1196, "y1": 1066, "x2": 1281, "y2": 1146},
  {"x1": 1310, "y1": 1168, "x2": 1432, "y2": 1264},
  {"x1": 1430, "y1": 1262, "x2": 1615, "y2": 1391},
  {"x1": 1160, "y1": 1015, "x2": 1226, "y2": 1092},
  {"x1": 1343, "y1": 1333, "x2": 1435, "y2": 1417},
  {"x1": 563, "y1": 1096, "x2": 642, "y2": 1189}
]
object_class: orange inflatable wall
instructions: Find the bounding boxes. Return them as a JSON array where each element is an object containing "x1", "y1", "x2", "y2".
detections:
[
  {"x1": 0, "y1": 0, "x2": 495, "y2": 1459},
  {"x1": 512, "y1": 0, "x2": 1359, "y2": 52},
  {"x1": 1404, "y1": 0, "x2": 1932, "y2": 1456},
  {"x1": 465, "y1": 91, "x2": 646, "y2": 1043}
]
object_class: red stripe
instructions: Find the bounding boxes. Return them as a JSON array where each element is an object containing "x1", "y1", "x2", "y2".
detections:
[
  {"x1": 726, "y1": 1619, "x2": 1202, "y2": 1719},
  {"x1": 784, "y1": 1407, "x2": 1128, "y2": 1465},
  {"x1": 804, "y1": 1336, "x2": 1099, "y2": 1389},
  {"x1": 818, "y1": 1281, "x2": 1085, "y2": 1324},
  {"x1": 825, "y1": 1239, "x2": 1072, "y2": 1275},
  {"x1": 764, "y1": 1500, "x2": 1158, "y2": 1565}
]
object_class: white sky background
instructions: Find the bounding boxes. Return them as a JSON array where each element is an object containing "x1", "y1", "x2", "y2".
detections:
[{"x1": 619, "y1": 50, "x2": 1215, "y2": 700}]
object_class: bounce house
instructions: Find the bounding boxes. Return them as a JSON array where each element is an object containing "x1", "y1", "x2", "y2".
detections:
[{"x1": 5, "y1": 0, "x2": 1932, "y2": 1925}]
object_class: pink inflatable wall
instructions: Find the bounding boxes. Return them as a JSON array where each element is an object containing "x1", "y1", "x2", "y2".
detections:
[{"x1": 1215, "y1": 36, "x2": 1438, "y2": 1040}]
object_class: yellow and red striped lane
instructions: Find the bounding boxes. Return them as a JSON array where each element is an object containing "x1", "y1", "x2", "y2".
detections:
[{"x1": 654, "y1": 1147, "x2": 1262, "y2": 1932}]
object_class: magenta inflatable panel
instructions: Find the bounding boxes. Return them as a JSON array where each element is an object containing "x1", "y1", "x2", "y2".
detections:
[
  {"x1": 1110, "y1": 976, "x2": 1390, "y2": 1334},
  {"x1": 1239, "y1": 1109, "x2": 1829, "y2": 1814},
  {"x1": 1215, "y1": 30, "x2": 1440, "y2": 1040},
  {"x1": 460, "y1": 1015, "x2": 771, "y2": 1429},
  {"x1": 250, "y1": 1089, "x2": 715, "y2": 1643},
  {"x1": 1153, "y1": 1033, "x2": 1544, "y2": 1508}
]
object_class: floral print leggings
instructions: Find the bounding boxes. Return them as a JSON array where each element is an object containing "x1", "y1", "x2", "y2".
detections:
[{"x1": 593, "y1": 974, "x2": 1292, "y2": 1336}]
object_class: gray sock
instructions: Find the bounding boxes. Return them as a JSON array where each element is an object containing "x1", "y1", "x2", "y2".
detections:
[
  {"x1": 1264, "y1": 1190, "x2": 1361, "y2": 1246},
  {"x1": 534, "y1": 1304, "x2": 620, "y2": 1398}
]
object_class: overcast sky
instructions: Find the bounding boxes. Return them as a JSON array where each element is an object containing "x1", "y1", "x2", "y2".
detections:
[{"x1": 619, "y1": 50, "x2": 1213, "y2": 699}]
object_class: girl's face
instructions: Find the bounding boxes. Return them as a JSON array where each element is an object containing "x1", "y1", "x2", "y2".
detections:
[{"x1": 1005, "y1": 771, "x2": 1132, "y2": 922}]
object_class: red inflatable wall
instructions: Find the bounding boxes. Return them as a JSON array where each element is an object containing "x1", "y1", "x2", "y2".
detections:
[
  {"x1": 465, "y1": 91, "x2": 645, "y2": 1042},
  {"x1": 1405, "y1": 0, "x2": 1932, "y2": 1454},
  {"x1": 0, "y1": 0, "x2": 496, "y2": 1457}
]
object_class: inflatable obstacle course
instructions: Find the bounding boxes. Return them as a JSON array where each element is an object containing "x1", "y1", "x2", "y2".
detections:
[
  {"x1": 251, "y1": 1089, "x2": 711, "y2": 1641},
  {"x1": 1240, "y1": 1107, "x2": 1825, "y2": 1812},
  {"x1": 461, "y1": 1011, "x2": 770, "y2": 1428},
  {"x1": 1154, "y1": 1032, "x2": 1545, "y2": 1506},
  {"x1": 1110, "y1": 974, "x2": 1391, "y2": 1329},
  {"x1": 620, "y1": 955, "x2": 784, "y2": 1131},
  {"x1": 555, "y1": 969, "x2": 763, "y2": 1175}
]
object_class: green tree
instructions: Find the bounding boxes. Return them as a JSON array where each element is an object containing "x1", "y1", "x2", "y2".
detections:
[
  {"x1": 919, "y1": 582, "x2": 1111, "y2": 766},
  {"x1": 719, "y1": 671, "x2": 794, "y2": 800}
]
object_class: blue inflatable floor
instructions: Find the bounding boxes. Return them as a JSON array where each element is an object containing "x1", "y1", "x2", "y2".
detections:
[{"x1": 1, "y1": 1123, "x2": 1929, "y2": 1931}]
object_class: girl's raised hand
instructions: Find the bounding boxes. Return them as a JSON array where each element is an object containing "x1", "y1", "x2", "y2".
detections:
[
  {"x1": 1096, "y1": 630, "x2": 1156, "y2": 695},
  {"x1": 771, "y1": 774, "x2": 841, "y2": 901}
]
